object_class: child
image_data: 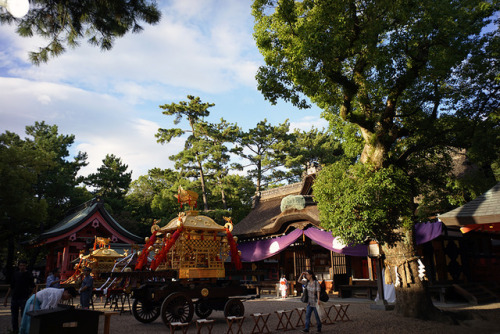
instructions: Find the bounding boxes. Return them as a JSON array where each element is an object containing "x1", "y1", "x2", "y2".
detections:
[{"x1": 279, "y1": 275, "x2": 288, "y2": 298}]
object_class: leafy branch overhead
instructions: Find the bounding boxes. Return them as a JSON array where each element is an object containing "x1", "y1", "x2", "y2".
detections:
[{"x1": 0, "y1": 0, "x2": 161, "y2": 64}]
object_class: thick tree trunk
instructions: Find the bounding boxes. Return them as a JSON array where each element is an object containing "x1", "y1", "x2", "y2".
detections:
[
  {"x1": 255, "y1": 161, "x2": 262, "y2": 195},
  {"x1": 359, "y1": 127, "x2": 387, "y2": 168},
  {"x1": 221, "y1": 188, "x2": 228, "y2": 210},
  {"x1": 383, "y1": 230, "x2": 444, "y2": 320},
  {"x1": 190, "y1": 119, "x2": 209, "y2": 211},
  {"x1": 359, "y1": 125, "x2": 453, "y2": 321},
  {"x1": 198, "y1": 163, "x2": 209, "y2": 211}
]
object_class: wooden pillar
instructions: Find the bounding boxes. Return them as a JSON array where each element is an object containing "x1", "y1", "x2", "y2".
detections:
[
  {"x1": 368, "y1": 256, "x2": 374, "y2": 280},
  {"x1": 370, "y1": 256, "x2": 393, "y2": 310},
  {"x1": 305, "y1": 237, "x2": 312, "y2": 271},
  {"x1": 61, "y1": 244, "x2": 70, "y2": 279},
  {"x1": 45, "y1": 247, "x2": 54, "y2": 276},
  {"x1": 293, "y1": 252, "x2": 297, "y2": 279}
]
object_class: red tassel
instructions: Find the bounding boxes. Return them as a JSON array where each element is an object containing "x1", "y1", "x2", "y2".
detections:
[
  {"x1": 150, "y1": 226, "x2": 183, "y2": 271},
  {"x1": 135, "y1": 230, "x2": 157, "y2": 271},
  {"x1": 225, "y1": 229, "x2": 242, "y2": 270}
]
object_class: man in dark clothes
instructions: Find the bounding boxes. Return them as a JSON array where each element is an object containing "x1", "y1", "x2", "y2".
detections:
[
  {"x1": 79, "y1": 267, "x2": 93, "y2": 309},
  {"x1": 3, "y1": 260, "x2": 35, "y2": 333}
]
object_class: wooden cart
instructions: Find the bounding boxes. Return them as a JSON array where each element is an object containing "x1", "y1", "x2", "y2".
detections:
[{"x1": 121, "y1": 189, "x2": 257, "y2": 325}]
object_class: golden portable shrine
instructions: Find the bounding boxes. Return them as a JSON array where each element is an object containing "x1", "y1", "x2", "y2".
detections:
[
  {"x1": 105, "y1": 188, "x2": 257, "y2": 326},
  {"x1": 60, "y1": 236, "x2": 132, "y2": 286},
  {"x1": 136, "y1": 211, "x2": 240, "y2": 279}
]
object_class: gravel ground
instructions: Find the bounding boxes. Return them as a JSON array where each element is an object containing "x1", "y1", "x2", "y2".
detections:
[{"x1": 2, "y1": 294, "x2": 500, "y2": 334}]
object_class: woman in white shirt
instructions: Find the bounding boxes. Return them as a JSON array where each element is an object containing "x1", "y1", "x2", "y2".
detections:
[
  {"x1": 297, "y1": 270, "x2": 322, "y2": 333},
  {"x1": 19, "y1": 287, "x2": 77, "y2": 334}
]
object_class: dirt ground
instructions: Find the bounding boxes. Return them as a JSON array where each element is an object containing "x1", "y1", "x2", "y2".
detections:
[{"x1": 2, "y1": 294, "x2": 500, "y2": 334}]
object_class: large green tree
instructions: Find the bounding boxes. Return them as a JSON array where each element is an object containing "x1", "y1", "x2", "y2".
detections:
[
  {"x1": 125, "y1": 168, "x2": 190, "y2": 236},
  {"x1": 252, "y1": 0, "x2": 498, "y2": 319},
  {"x1": 283, "y1": 127, "x2": 344, "y2": 182},
  {"x1": 235, "y1": 119, "x2": 290, "y2": 194},
  {"x1": 202, "y1": 119, "x2": 240, "y2": 210},
  {"x1": 156, "y1": 95, "x2": 214, "y2": 211},
  {"x1": 25, "y1": 121, "x2": 88, "y2": 229},
  {"x1": 87, "y1": 153, "x2": 132, "y2": 213},
  {"x1": 0, "y1": 122, "x2": 88, "y2": 275},
  {"x1": 0, "y1": 131, "x2": 49, "y2": 276},
  {"x1": 0, "y1": 0, "x2": 161, "y2": 64}
]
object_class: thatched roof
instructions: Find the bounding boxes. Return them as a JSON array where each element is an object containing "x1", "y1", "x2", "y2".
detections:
[
  {"x1": 233, "y1": 175, "x2": 320, "y2": 238},
  {"x1": 439, "y1": 182, "x2": 500, "y2": 226}
]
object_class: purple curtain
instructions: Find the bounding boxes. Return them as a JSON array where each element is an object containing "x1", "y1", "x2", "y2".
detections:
[
  {"x1": 238, "y1": 229, "x2": 302, "y2": 262},
  {"x1": 238, "y1": 221, "x2": 443, "y2": 262},
  {"x1": 415, "y1": 221, "x2": 443, "y2": 245},
  {"x1": 304, "y1": 228, "x2": 368, "y2": 256}
]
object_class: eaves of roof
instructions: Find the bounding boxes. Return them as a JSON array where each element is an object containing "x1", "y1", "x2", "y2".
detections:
[{"x1": 439, "y1": 182, "x2": 500, "y2": 226}]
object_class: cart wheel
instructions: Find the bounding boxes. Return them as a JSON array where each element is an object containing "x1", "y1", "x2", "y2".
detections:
[
  {"x1": 161, "y1": 292, "x2": 194, "y2": 325},
  {"x1": 195, "y1": 299, "x2": 213, "y2": 319},
  {"x1": 132, "y1": 299, "x2": 160, "y2": 323},
  {"x1": 224, "y1": 298, "x2": 244, "y2": 317}
]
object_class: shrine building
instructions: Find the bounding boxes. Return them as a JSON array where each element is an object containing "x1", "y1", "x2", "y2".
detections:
[{"x1": 32, "y1": 198, "x2": 142, "y2": 280}]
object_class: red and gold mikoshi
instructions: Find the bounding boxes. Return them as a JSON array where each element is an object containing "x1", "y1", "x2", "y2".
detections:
[
  {"x1": 135, "y1": 230, "x2": 158, "y2": 270},
  {"x1": 150, "y1": 225, "x2": 183, "y2": 271}
]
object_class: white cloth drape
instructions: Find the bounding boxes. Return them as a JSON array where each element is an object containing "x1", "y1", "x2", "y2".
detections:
[{"x1": 374, "y1": 269, "x2": 396, "y2": 303}]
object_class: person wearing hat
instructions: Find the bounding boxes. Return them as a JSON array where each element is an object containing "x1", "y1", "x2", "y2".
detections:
[
  {"x1": 45, "y1": 267, "x2": 61, "y2": 288},
  {"x1": 79, "y1": 267, "x2": 93, "y2": 309},
  {"x1": 19, "y1": 286, "x2": 77, "y2": 334}
]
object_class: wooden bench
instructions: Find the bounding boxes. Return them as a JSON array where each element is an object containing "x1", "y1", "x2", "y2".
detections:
[
  {"x1": 226, "y1": 316, "x2": 245, "y2": 334},
  {"x1": 196, "y1": 319, "x2": 215, "y2": 334},
  {"x1": 169, "y1": 322, "x2": 189, "y2": 334},
  {"x1": 257, "y1": 281, "x2": 279, "y2": 296},
  {"x1": 339, "y1": 280, "x2": 378, "y2": 299}
]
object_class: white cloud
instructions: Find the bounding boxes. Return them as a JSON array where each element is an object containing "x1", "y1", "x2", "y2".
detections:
[
  {"x1": 0, "y1": 0, "x2": 325, "y2": 183},
  {"x1": 290, "y1": 116, "x2": 329, "y2": 132},
  {"x1": 1, "y1": 0, "x2": 261, "y2": 103},
  {"x1": 0, "y1": 77, "x2": 178, "y2": 178}
]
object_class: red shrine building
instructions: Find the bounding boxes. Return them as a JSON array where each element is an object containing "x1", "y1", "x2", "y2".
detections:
[{"x1": 33, "y1": 198, "x2": 142, "y2": 280}]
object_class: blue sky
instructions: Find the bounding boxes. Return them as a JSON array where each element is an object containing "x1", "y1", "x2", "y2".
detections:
[{"x1": 0, "y1": 0, "x2": 326, "y2": 180}]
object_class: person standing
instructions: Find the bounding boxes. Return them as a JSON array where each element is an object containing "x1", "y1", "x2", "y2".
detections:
[
  {"x1": 279, "y1": 275, "x2": 288, "y2": 298},
  {"x1": 297, "y1": 270, "x2": 322, "y2": 333},
  {"x1": 19, "y1": 287, "x2": 77, "y2": 334},
  {"x1": 79, "y1": 267, "x2": 93, "y2": 309},
  {"x1": 45, "y1": 268, "x2": 61, "y2": 288},
  {"x1": 3, "y1": 260, "x2": 35, "y2": 333}
]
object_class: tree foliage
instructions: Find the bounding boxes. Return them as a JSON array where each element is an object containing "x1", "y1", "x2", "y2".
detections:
[
  {"x1": 314, "y1": 160, "x2": 414, "y2": 245},
  {"x1": 252, "y1": 0, "x2": 498, "y2": 231},
  {"x1": 87, "y1": 153, "x2": 132, "y2": 213},
  {"x1": 235, "y1": 119, "x2": 290, "y2": 193},
  {"x1": 24, "y1": 121, "x2": 88, "y2": 228},
  {"x1": 0, "y1": 0, "x2": 161, "y2": 64},
  {"x1": 0, "y1": 122, "x2": 88, "y2": 273},
  {"x1": 283, "y1": 127, "x2": 344, "y2": 182},
  {"x1": 202, "y1": 119, "x2": 241, "y2": 210},
  {"x1": 156, "y1": 95, "x2": 214, "y2": 211},
  {"x1": 252, "y1": 0, "x2": 498, "y2": 318}
]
